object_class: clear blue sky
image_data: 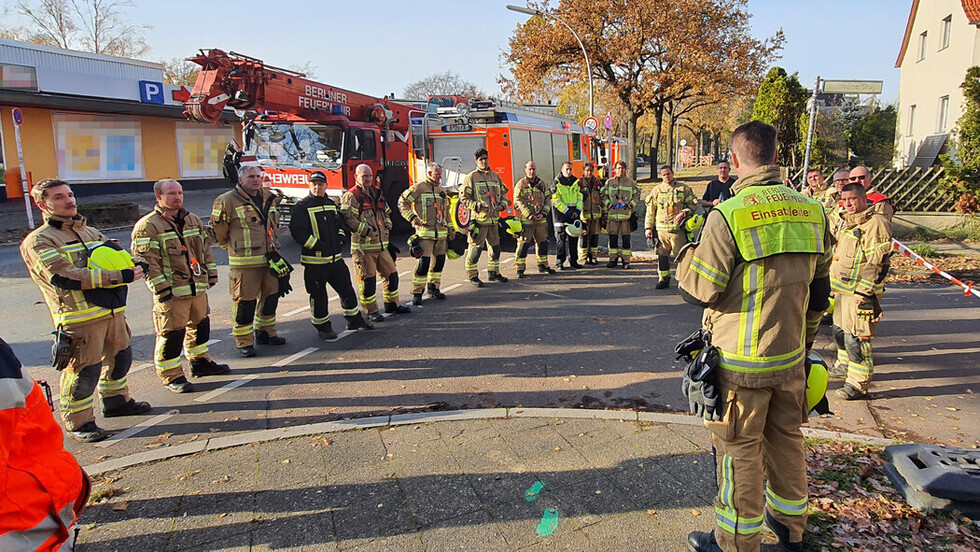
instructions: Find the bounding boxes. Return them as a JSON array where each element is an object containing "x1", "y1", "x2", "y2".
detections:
[{"x1": 14, "y1": 0, "x2": 912, "y2": 103}]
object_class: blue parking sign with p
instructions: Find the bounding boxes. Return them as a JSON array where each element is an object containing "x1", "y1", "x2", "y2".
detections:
[{"x1": 139, "y1": 80, "x2": 164, "y2": 104}]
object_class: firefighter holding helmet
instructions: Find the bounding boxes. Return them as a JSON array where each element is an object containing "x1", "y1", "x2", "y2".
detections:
[
  {"x1": 602, "y1": 161, "x2": 640, "y2": 268},
  {"x1": 20, "y1": 178, "x2": 152, "y2": 442},
  {"x1": 513, "y1": 160, "x2": 556, "y2": 277},
  {"x1": 398, "y1": 162, "x2": 455, "y2": 305},
  {"x1": 132, "y1": 179, "x2": 230, "y2": 394},
  {"x1": 459, "y1": 148, "x2": 510, "y2": 286},
  {"x1": 645, "y1": 165, "x2": 698, "y2": 289}
]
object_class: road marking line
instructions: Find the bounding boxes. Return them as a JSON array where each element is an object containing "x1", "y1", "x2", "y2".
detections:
[
  {"x1": 510, "y1": 282, "x2": 565, "y2": 299},
  {"x1": 205, "y1": 339, "x2": 221, "y2": 346},
  {"x1": 95, "y1": 410, "x2": 178, "y2": 448},
  {"x1": 501, "y1": 256, "x2": 515, "y2": 265},
  {"x1": 399, "y1": 270, "x2": 411, "y2": 277},
  {"x1": 283, "y1": 305, "x2": 311, "y2": 317},
  {"x1": 443, "y1": 283, "x2": 462, "y2": 292},
  {"x1": 132, "y1": 362, "x2": 154, "y2": 373},
  {"x1": 194, "y1": 375, "x2": 259, "y2": 403},
  {"x1": 272, "y1": 347, "x2": 319, "y2": 367},
  {"x1": 326, "y1": 330, "x2": 354, "y2": 342}
]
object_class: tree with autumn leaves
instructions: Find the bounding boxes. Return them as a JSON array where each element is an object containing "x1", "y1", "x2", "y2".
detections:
[{"x1": 503, "y1": 0, "x2": 782, "y2": 172}]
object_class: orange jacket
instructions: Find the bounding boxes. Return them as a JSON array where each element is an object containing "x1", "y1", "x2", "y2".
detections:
[{"x1": 1, "y1": 338, "x2": 88, "y2": 552}]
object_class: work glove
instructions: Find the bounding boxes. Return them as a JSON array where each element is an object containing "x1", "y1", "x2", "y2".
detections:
[
  {"x1": 51, "y1": 327, "x2": 76, "y2": 372},
  {"x1": 276, "y1": 275, "x2": 292, "y2": 298},
  {"x1": 646, "y1": 236, "x2": 660, "y2": 250},
  {"x1": 267, "y1": 252, "x2": 292, "y2": 278},
  {"x1": 856, "y1": 296, "x2": 875, "y2": 321},
  {"x1": 682, "y1": 373, "x2": 723, "y2": 421},
  {"x1": 387, "y1": 243, "x2": 400, "y2": 260},
  {"x1": 156, "y1": 287, "x2": 174, "y2": 303}
]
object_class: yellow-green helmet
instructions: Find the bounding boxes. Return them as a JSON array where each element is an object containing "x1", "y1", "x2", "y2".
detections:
[
  {"x1": 805, "y1": 352, "x2": 829, "y2": 412},
  {"x1": 446, "y1": 233, "x2": 467, "y2": 260},
  {"x1": 504, "y1": 218, "x2": 523, "y2": 236},
  {"x1": 684, "y1": 213, "x2": 705, "y2": 242},
  {"x1": 87, "y1": 240, "x2": 135, "y2": 288}
]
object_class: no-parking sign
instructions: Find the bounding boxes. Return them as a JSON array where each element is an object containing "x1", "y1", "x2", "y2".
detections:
[{"x1": 12, "y1": 108, "x2": 23, "y2": 125}]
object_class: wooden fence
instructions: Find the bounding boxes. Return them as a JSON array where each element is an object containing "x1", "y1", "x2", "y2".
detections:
[{"x1": 787, "y1": 166, "x2": 956, "y2": 212}]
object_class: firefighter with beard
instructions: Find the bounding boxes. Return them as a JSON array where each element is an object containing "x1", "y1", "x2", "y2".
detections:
[
  {"x1": 459, "y1": 148, "x2": 510, "y2": 286},
  {"x1": 645, "y1": 165, "x2": 698, "y2": 289},
  {"x1": 553, "y1": 161, "x2": 584, "y2": 270},
  {"x1": 398, "y1": 162, "x2": 454, "y2": 305},
  {"x1": 513, "y1": 160, "x2": 556, "y2": 277},
  {"x1": 578, "y1": 161, "x2": 604, "y2": 265}
]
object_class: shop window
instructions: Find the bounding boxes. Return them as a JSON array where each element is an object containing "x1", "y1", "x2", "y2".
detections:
[
  {"x1": 53, "y1": 113, "x2": 143, "y2": 181},
  {"x1": 176, "y1": 121, "x2": 236, "y2": 178}
]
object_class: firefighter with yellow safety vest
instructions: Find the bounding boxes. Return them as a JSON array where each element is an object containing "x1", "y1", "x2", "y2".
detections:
[
  {"x1": 578, "y1": 161, "x2": 604, "y2": 265},
  {"x1": 398, "y1": 162, "x2": 455, "y2": 305},
  {"x1": 20, "y1": 179, "x2": 152, "y2": 442},
  {"x1": 553, "y1": 161, "x2": 584, "y2": 270},
  {"x1": 513, "y1": 160, "x2": 556, "y2": 278},
  {"x1": 1, "y1": 337, "x2": 90, "y2": 551},
  {"x1": 645, "y1": 165, "x2": 698, "y2": 289},
  {"x1": 603, "y1": 161, "x2": 640, "y2": 269},
  {"x1": 290, "y1": 171, "x2": 373, "y2": 339},
  {"x1": 132, "y1": 179, "x2": 230, "y2": 394},
  {"x1": 829, "y1": 183, "x2": 892, "y2": 400},
  {"x1": 211, "y1": 165, "x2": 289, "y2": 358},
  {"x1": 459, "y1": 148, "x2": 510, "y2": 286},
  {"x1": 678, "y1": 121, "x2": 832, "y2": 552},
  {"x1": 341, "y1": 163, "x2": 410, "y2": 321}
]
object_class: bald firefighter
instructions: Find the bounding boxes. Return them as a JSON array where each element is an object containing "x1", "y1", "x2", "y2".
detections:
[
  {"x1": 399, "y1": 162, "x2": 454, "y2": 305},
  {"x1": 132, "y1": 179, "x2": 230, "y2": 394},
  {"x1": 211, "y1": 165, "x2": 288, "y2": 357},
  {"x1": 829, "y1": 183, "x2": 892, "y2": 400},
  {"x1": 20, "y1": 179, "x2": 151, "y2": 442},
  {"x1": 513, "y1": 160, "x2": 556, "y2": 277},
  {"x1": 849, "y1": 166, "x2": 895, "y2": 221},
  {"x1": 341, "y1": 163, "x2": 410, "y2": 321},
  {"x1": 459, "y1": 148, "x2": 510, "y2": 286},
  {"x1": 645, "y1": 165, "x2": 698, "y2": 289},
  {"x1": 553, "y1": 161, "x2": 584, "y2": 270},
  {"x1": 679, "y1": 121, "x2": 832, "y2": 552},
  {"x1": 603, "y1": 161, "x2": 640, "y2": 268},
  {"x1": 578, "y1": 162, "x2": 604, "y2": 265}
]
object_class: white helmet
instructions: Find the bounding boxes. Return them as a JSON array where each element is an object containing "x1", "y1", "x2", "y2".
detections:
[{"x1": 565, "y1": 219, "x2": 583, "y2": 237}]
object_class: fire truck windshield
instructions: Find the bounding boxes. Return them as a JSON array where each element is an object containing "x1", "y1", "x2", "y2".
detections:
[{"x1": 250, "y1": 123, "x2": 344, "y2": 171}]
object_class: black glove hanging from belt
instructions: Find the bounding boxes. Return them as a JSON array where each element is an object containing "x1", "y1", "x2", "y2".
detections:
[
  {"x1": 266, "y1": 251, "x2": 293, "y2": 298},
  {"x1": 676, "y1": 328, "x2": 723, "y2": 421}
]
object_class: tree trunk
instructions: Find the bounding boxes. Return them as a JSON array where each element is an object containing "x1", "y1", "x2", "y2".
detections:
[
  {"x1": 714, "y1": 131, "x2": 721, "y2": 161},
  {"x1": 648, "y1": 105, "x2": 664, "y2": 172},
  {"x1": 666, "y1": 111, "x2": 676, "y2": 169},
  {"x1": 627, "y1": 112, "x2": 639, "y2": 177}
]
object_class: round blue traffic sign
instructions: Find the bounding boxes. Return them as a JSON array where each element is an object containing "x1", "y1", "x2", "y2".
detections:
[
  {"x1": 604, "y1": 115, "x2": 612, "y2": 130},
  {"x1": 12, "y1": 108, "x2": 23, "y2": 126}
]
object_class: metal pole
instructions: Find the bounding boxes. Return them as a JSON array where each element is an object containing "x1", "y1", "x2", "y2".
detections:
[
  {"x1": 507, "y1": 5, "x2": 593, "y2": 117},
  {"x1": 801, "y1": 75, "x2": 821, "y2": 186},
  {"x1": 12, "y1": 109, "x2": 34, "y2": 228}
]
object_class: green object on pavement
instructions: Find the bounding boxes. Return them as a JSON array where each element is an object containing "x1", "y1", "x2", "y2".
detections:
[
  {"x1": 525, "y1": 480, "x2": 545, "y2": 502},
  {"x1": 536, "y1": 508, "x2": 559, "y2": 536}
]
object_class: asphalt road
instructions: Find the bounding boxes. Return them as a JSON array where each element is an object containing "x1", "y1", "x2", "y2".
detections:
[{"x1": 1, "y1": 186, "x2": 977, "y2": 468}]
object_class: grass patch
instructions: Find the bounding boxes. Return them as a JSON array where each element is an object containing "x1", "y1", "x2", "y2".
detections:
[
  {"x1": 88, "y1": 486, "x2": 123, "y2": 504},
  {"x1": 909, "y1": 243, "x2": 939, "y2": 257},
  {"x1": 942, "y1": 216, "x2": 980, "y2": 240}
]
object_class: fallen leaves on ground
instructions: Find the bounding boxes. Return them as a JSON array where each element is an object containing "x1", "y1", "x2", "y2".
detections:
[
  {"x1": 887, "y1": 253, "x2": 980, "y2": 286},
  {"x1": 805, "y1": 441, "x2": 978, "y2": 552}
]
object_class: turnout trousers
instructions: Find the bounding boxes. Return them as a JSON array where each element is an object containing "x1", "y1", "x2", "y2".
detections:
[
  {"x1": 352, "y1": 249, "x2": 398, "y2": 314},
  {"x1": 229, "y1": 266, "x2": 280, "y2": 348},
  {"x1": 59, "y1": 311, "x2": 133, "y2": 430},
  {"x1": 579, "y1": 218, "x2": 601, "y2": 262},
  {"x1": 411, "y1": 238, "x2": 447, "y2": 294},
  {"x1": 606, "y1": 220, "x2": 632, "y2": 263},
  {"x1": 152, "y1": 294, "x2": 212, "y2": 384},
  {"x1": 304, "y1": 261, "x2": 361, "y2": 329},
  {"x1": 465, "y1": 222, "x2": 502, "y2": 278},
  {"x1": 832, "y1": 292, "x2": 878, "y2": 393},
  {"x1": 515, "y1": 221, "x2": 549, "y2": 271},
  {"x1": 704, "y1": 374, "x2": 809, "y2": 551}
]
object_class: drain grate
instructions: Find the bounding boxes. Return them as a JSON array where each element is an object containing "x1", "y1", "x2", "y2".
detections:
[{"x1": 884, "y1": 444, "x2": 980, "y2": 515}]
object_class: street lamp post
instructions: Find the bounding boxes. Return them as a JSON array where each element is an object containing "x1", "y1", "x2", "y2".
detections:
[{"x1": 506, "y1": 4, "x2": 593, "y2": 118}]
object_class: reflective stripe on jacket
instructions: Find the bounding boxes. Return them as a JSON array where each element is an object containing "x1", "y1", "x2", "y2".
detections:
[
  {"x1": 579, "y1": 176, "x2": 604, "y2": 220},
  {"x1": 398, "y1": 179, "x2": 450, "y2": 239},
  {"x1": 20, "y1": 215, "x2": 128, "y2": 328},
  {"x1": 341, "y1": 184, "x2": 392, "y2": 251},
  {"x1": 132, "y1": 207, "x2": 216, "y2": 300},
  {"x1": 290, "y1": 194, "x2": 348, "y2": 265},
  {"x1": 644, "y1": 181, "x2": 697, "y2": 232},
  {"x1": 602, "y1": 176, "x2": 639, "y2": 221},
  {"x1": 552, "y1": 177, "x2": 583, "y2": 216},
  {"x1": 460, "y1": 169, "x2": 508, "y2": 224},
  {"x1": 210, "y1": 186, "x2": 280, "y2": 268},
  {"x1": 513, "y1": 177, "x2": 550, "y2": 223},
  {"x1": 829, "y1": 208, "x2": 892, "y2": 296},
  {"x1": 677, "y1": 165, "x2": 833, "y2": 388}
]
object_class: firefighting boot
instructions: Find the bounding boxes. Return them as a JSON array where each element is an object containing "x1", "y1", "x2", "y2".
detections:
[
  {"x1": 346, "y1": 313, "x2": 374, "y2": 331},
  {"x1": 655, "y1": 277, "x2": 671, "y2": 289},
  {"x1": 764, "y1": 510, "x2": 804, "y2": 552},
  {"x1": 255, "y1": 331, "x2": 286, "y2": 346},
  {"x1": 166, "y1": 376, "x2": 195, "y2": 394},
  {"x1": 686, "y1": 530, "x2": 723, "y2": 552},
  {"x1": 516, "y1": 270, "x2": 526, "y2": 279},
  {"x1": 412, "y1": 294, "x2": 424, "y2": 306},
  {"x1": 68, "y1": 421, "x2": 110, "y2": 443},
  {"x1": 427, "y1": 283, "x2": 446, "y2": 300},
  {"x1": 102, "y1": 397, "x2": 152, "y2": 418},
  {"x1": 606, "y1": 259, "x2": 618, "y2": 268},
  {"x1": 487, "y1": 271, "x2": 509, "y2": 282},
  {"x1": 315, "y1": 322, "x2": 338, "y2": 341},
  {"x1": 190, "y1": 358, "x2": 231, "y2": 377},
  {"x1": 537, "y1": 265, "x2": 556, "y2": 274},
  {"x1": 385, "y1": 302, "x2": 411, "y2": 314}
]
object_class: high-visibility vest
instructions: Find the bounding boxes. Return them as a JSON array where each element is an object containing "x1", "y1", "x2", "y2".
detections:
[
  {"x1": 552, "y1": 178, "x2": 583, "y2": 214},
  {"x1": 714, "y1": 184, "x2": 826, "y2": 262}
]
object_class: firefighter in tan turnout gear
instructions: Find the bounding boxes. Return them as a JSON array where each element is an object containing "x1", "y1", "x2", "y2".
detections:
[
  {"x1": 20, "y1": 179, "x2": 152, "y2": 443},
  {"x1": 578, "y1": 162, "x2": 604, "y2": 265},
  {"x1": 460, "y1": 148, "x2": 510, "y2": 286},
  {"x1": 678, "y1": 122, "x2": 832, "y2": 552},
  {"x1": 829, "y1": 183, "x2": 892, "y2": 400},
  {"x1": 603, "y1": 161, "x2": 640, "y2": 268},
  {"x1": 399, "y1": 162, "x2": 454, "y2": 305},
  {"x1": 645, "y1": 165, "x2": 698, "y2": 289},
  {"x1": 341, "y1": 163, "x2": 410, "y2": 321},
  {"x1": 132, "y1": 179, "x2": 230, "y2": 393},
  {"x1": 513, "y1": 160, "x2": 556, "y2": 277},
  {"x1": 211, "y1": 165, "x2": 288, "y2": 358}
]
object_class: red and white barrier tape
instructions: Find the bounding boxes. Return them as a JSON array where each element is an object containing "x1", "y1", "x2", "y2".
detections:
[{"x1": 891, "y1": 239, "x2": 979, "y2": 298}]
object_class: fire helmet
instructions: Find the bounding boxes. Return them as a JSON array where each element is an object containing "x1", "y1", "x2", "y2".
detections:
[{"x1": 565, "y1": 219, "x2": 583, "y2": 238}]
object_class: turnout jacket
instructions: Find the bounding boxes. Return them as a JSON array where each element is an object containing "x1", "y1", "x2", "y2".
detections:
[
  {"x1": 398, "y1": 178, "x2": 450, "y2": 240},
  {"x1": 1, "y1": 338, "x2": 87, "y2": 552},
  {"x1": 644, "y1": 180, "x2": 698, "y2": 232},
  {"x1": 460, "y1": 168, "x2": 509, "y2": 224},
  {"x1": 341, "y1": 183, "x2": 392, "y2": 251},
  {"x1": 602, "y1": 175, "x2": 640, "y2": 221},
  {"x1": 20, "y1": 215, "x2": 135, "y2": 328},
  {"x1": 290, "y1": 194, "x2": 348, "y2": 265},
  {"x1": 210, "y1": 186, "x2": 281, "y2": 269},
  {"x1": 513, "y1": 176, "x2": 551, "y2": 223},
  {"x1": 829, "y1": 207, "x2": 892, "y2": 297},
  {"x1": 552, "y1": 175, "x2": 583, "y2": 223},
  {"x1": 132, "y1": 207, "x2": 217, "y2": 302},
  {"x1": 579, "y1": 175, "x2": 604, "y2": 220},
  {"x1": 677, "y1": 166, "x2": 833, "y2": 388}
]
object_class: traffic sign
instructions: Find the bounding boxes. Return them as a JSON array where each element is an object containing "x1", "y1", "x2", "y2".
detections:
[
  {"x1": 604, "y1": 115, "x2": 612, "y2": 130},
  {"x1": 822, "y1": 80, "x2": 883, "y2": 95},
  {"x1": 584, "y1": 117, "x2": 598, "y2": 131},
  {"x1": 680, "y1": 139, "x2": 687, "y2": 147},
  {"x1": 12, "y1": 108, "x2": 23, "y2": 126}
]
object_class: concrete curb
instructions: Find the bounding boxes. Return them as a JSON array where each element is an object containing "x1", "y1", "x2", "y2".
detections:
[{"x1": 82, "y1": 408, "x2": 894, "y2": 476}]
